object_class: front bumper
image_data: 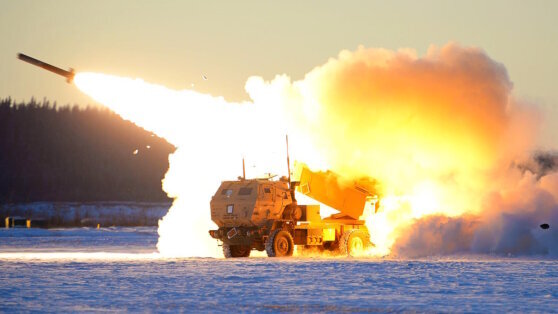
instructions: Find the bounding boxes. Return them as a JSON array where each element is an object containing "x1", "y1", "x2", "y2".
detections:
[{"x1": 209, "y1": 227, "x2": 261, "y2": 246}]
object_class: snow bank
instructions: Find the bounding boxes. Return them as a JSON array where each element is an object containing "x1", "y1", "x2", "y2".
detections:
[{"x1": 0, "y1": 202, "x2": 170, "y2": 227}]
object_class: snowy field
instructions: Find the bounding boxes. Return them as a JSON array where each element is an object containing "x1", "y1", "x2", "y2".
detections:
[{"x1": 1, "y1": 228, "x2": 557, "y2": 313}]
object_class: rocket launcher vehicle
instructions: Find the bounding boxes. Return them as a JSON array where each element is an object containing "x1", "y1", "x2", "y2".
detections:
[
  {"x1": 17, "y1": 53, "x2": 75, "y2": 83},
  {"x1": 209, "y1": 161, "x2": 379, "y2": 258}
]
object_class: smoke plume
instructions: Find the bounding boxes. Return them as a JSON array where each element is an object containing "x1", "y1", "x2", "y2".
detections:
[
  {"x1": 247, "y1": 43, "x2": 554, "y2": 257},
  {"x1": 393, "y1": 161, "x2": 558, "y2": 257},
  {"x1": 74, "y1": 43, "x2": 557, "y2": 258}
]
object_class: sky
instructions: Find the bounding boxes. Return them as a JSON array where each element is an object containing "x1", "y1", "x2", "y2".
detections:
[{"x1": 1, "y1": 0, "x2": 557, "y2": 145}]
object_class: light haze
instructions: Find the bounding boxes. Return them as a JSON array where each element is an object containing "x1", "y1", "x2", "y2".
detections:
[{"x1": 1, "y1": 0, "x2": 557, "y2": 145}]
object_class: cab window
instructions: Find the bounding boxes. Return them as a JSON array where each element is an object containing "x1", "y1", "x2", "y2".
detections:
[
  {"x1": 221, "y1": 189, "x2": 233, "y2": 197},
  {"x1": 260, "y1": 185, "x2": 274, "y2": 201}
]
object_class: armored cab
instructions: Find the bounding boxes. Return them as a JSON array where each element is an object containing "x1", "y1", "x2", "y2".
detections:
[
  {"x1": 210, "y1": 179, "x2": 292, "y2": 228},
  {"x1": 209, "y1": 164, "x2": 379, "y2": 258},
  {"x1": 209, "y1": 177, "x2": 296, "y2": 257}
]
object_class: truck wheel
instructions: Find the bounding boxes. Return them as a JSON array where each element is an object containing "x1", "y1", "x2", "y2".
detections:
[
  {"x1": 339, "y1": 230, "x2": 369, "y2": 257},
  {"x1": 266, "y1": 229, "x2": 294, "y2": 257},
  {"x1": 223, "y1": 243, "x2": 251, "y2": 258}
]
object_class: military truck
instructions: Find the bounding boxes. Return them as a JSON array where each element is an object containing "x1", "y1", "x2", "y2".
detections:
[{"x1": 209, "y1": 162, "x2": 379, "y2": 258}]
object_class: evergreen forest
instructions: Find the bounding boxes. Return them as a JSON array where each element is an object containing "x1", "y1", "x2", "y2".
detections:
[{"x1": 0, "y1": 98, "x2": 175, "y2": 203}]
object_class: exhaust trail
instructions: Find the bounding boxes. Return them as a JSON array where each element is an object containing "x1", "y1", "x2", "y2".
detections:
[
  {"x1": 74, "y1": 73, "x2": 292, "y2": 257},
  {"x1": 73, "y1": 43, "x2": 557, "y2": 258}
]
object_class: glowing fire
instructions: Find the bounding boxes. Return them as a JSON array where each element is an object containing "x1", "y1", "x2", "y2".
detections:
[
  {"x1": 74, "y1": 73, "x2": 304, "y2": 257},
  {"x1": 74, "y1": 43, "x2": 541, "y2": 258}
]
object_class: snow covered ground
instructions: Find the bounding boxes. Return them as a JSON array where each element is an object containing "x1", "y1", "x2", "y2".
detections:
[
  {"x1": 0, "y1": 227, "x2": 157, "y2": 253},
  {"x1": 1, "y1": 227, "x2": 557, "y2": 312}
]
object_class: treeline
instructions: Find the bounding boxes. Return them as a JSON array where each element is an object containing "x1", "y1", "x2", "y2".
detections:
[{"x1": 0, "y1": 98, "x2": 175, "y2": 203}]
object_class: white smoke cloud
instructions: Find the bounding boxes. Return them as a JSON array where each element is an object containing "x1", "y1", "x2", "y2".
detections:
[{"x1": 75, "y1": 43, "x2": 557, "y2": 258}]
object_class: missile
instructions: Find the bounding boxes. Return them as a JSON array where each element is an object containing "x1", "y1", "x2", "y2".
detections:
[{"x1": 17, "y1": 53, "x2": 75, "y2": 83}]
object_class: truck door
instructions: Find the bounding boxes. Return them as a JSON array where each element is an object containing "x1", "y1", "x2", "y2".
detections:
[{"x1": 260, "y1": 184, "x2": 277, "y2": 218}]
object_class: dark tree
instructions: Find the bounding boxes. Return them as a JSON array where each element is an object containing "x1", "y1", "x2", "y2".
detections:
[{"x1": 0, "y1": 98, "x2": 175, "y2": 203}]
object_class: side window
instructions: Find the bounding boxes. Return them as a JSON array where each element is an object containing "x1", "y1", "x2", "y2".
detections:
[
  {"x1": 261, "y1": 185, "x2": 274, "y2": 201},
  {"x1": 221, "y1": 189, "x2": 233, "y2": 197},
  {"x1": 227, "y1": 204, "x2": 234, "y2": 214}
]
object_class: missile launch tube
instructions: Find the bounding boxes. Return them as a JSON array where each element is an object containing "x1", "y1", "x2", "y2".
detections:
[{"x1": 17, "y1": 53, "x2": 75, "y2": 83}]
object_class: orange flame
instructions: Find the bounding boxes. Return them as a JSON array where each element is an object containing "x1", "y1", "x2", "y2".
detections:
[{"x1": 74, "y1": 43, "x2": 541, "y2": 257}]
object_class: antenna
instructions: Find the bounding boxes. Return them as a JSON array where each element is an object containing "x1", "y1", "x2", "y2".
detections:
[
  {"x1": 286, "y1": 135, "x2": 291, "y2": 186},
  {"x1": 242, "y1": 157, "x2": 246, "y2": 180}
]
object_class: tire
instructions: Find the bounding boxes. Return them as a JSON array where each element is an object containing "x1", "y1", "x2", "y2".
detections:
[
  {"x1": 339, "y1": 229, "x2": 369, "y2": 257},
  {"x1": 223, "y1": 243, "x2": 251, "y2": 258},
  {"x1": 266, "y1": 229, "x2": 294, "y2": 257}
]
